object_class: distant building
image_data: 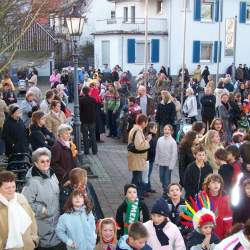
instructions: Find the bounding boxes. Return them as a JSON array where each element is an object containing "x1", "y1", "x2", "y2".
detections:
[{"x1": 93, "y1": 0, "x2": 250, "y2": 76}]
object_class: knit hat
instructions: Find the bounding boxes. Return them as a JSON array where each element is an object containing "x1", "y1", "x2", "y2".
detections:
[
  {"x1": 151, "y1": 198, "x2": 170, "y2": 217},
  {"x1": 124, "y1": 184, "x2": 137, "y2": 195},
  {"x1": 9, "y1": 104, "x2": 20, "y2": 115}
]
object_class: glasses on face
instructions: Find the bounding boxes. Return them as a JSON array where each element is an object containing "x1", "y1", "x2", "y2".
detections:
[{"x1": 39, "y1": 159, "x2": 50, "y2": 164}]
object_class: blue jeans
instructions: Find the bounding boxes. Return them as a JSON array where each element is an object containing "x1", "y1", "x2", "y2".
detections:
[
  {"x1": 159, "y1": 166, "x2": 171, "y2": 192},
  {"x1": 131, "y1": 171, "x2": 143, "y2": 198},
  {"x1": 107, "y1": 110, "x2": 118, "y2": 137}
]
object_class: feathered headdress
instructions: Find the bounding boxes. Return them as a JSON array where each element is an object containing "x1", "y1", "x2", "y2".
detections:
[{"x1": 180, "y1": 192, "x2": 217, "y2": 232}]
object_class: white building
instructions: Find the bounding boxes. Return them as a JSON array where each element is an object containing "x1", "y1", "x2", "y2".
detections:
[{"x1": 93, "y1": 0, "x2": 250, "y2": 76}]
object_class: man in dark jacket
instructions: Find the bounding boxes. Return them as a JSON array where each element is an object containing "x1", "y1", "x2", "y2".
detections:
[
  {"x1": 79, "y1": 86, "x2": 97, "y2": 155},
  {"x1": 200, "y1": 87, "x2": 216, "y2": 129},
  {"x1": 2, "y1": 104, "x2": 29, "y2": 156}
]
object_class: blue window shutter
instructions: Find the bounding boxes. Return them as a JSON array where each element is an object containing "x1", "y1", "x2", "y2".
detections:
[
  {"x1": 214, "y1": 41, "x2": 222, "y2": 63},
  {"x1": 151, "y1": 39, "x2": 160, "y2": 63},
  {"x1": 193, "y1": 41, "x2": 200, "y2": 63},
  {"x1": 240, "y1": 2, "x2": 247, "y2": 23},
  {"x1": 215, "y1": 0, "x2": 220, "y2": 22},
  {"x1": 194, "y1": 0, "x2": 201, "y2": 21},
  {"x1": 127, "y1": 39, "x2": 135, "y2": 63}
]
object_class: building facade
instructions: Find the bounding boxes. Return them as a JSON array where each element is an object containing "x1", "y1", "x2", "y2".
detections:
[{"x1": 93, "y1": 0, "x2": 250, "y2": 76}]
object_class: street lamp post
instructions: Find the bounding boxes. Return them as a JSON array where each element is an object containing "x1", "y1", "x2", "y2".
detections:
[{"x1": 66, "y1": 5, "x2": 84, "y2": 165}]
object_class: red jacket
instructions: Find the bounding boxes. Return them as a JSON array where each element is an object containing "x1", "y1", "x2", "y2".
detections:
[
  {"x1": 89, "y1": 87, "x2": 102, "y2": 104},
  {"x1": 209, "y1": 192, "x2": 232, "y2": 240}
]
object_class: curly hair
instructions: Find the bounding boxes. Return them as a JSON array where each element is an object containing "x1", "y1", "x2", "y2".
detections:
[{"x1": 203, "y1": 173, "x2": 224, "y2": 194}]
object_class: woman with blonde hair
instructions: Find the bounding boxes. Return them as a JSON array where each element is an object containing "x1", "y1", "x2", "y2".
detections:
[
  {"x1": 155, "y1": 90, "x2": 176, "y2": 135},
  {"x1": 202, "y1": 129, "x2": 224, "y2": 171}
]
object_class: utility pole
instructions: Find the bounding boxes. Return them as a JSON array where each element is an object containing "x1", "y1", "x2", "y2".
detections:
[
  {"x1": 144, "y1": 0, "x2": 149, "y2": 72},
  {"x1": 216, "y1": 0, "x2": 223, "y2": 86},
  {"x1": 181, "y1": 0, "x2": 187, "y2": 106},
  {"x1": 232, "y1": 16, "x2": 237, "y2": 83}
]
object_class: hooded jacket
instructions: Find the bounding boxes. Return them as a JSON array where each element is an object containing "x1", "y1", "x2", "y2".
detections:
[{"x1": 22, "y1": 166, "x2": 61, "y2": 248}]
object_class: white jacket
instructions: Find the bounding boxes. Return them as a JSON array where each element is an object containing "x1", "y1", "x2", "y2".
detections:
[
  {"x1": 214, "y1": 231, "x2": 250, "y2": 250},
  {"x1": 183, "y1": 95, "x2": 198, "y2": 117}
]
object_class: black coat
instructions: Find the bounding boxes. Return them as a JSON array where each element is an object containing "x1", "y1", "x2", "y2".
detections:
[
  {"x1": 29, "y1": 124, "x2": 55, "y2": 150},
  {"x1": 2, "y1": 116, "x2": 29, "y2": 156},
  {"x1": 202, "y1": 69, "x2": 210, "y2": 84},
  {"x1": 147, "y1": 133, "x2": 157, "y2": 162},
  {"x1": 184, "y1": 161, "x2": 213, "y2": 198},
  {"x1": 200, "y1": 95, "x2": 216, "y2": 120},
  {"x1": 155, "y1": 101, "x2": 176, "y2": 126},
  {"x1": 187, "y1": 231, "x2": 220, "y2": 250},
  {"x1": 179, "y1": 146, "x2": 195, "y2": 186},
  {"x1": 2, "y1": 91, "x2": 17, "y2": 106},
  {"x1": 59, "y1": 182, "x2": 104, "y2": 220},
  {"x1": 79, "y1": 95, "x2": 96, "y2": 124},
  {"x1": 116, "y1": 200, "x2": 150, "y2": 238},
  {"x1": 218, "y1": 163, "x2": 234, "y2": 194}
]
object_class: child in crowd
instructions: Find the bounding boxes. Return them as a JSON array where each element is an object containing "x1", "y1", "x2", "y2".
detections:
[
  {"x1": 184, "y1": 145, "x2": 213, "y2": 198},
  {"x1": 166, "y1": 183, "x2": 191, "y2": 239},
  {"x1": 233, "y1": 178, "x2": 250, "y2": 224},
  {"x1": 203, "y1": 174, "x2": 232, "y2": 240},
  {"x1": 210, "y1": 118, "x2": 227, "y2": 146},
  {"x1": 146, "y1": 122, "x2": 158, "y2": 193},
  {"x1": 215, "y1": 148, "x2": 234, "y2": 194},
  {"x1": 56, "y1": 190, "x2": 97, "y2": 250},
  {"x1": 116, "y1": 184, "x2": 150, "y2": 238},
  {"x1": 154, "y1": 124, "x2": 178, "y2": 195},
  {"x1": 144, "y1": 198, "x2": 185, "y2": 250},
  {"x1": 95, "y1": 218, "x2": 118, "y2": 250},
  {"x1": 116, "y1": 222, "x2": 152, "y2": 250},
  {"x1": 187, "y1": 210, "x2": 220, "y2": 250},
  {"x1": 226, "y1": 145, "x2": 241, "y2": 185}
]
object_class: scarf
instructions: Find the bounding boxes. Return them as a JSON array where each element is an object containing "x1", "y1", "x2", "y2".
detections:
[
  {"x1": 0, "y1": 193, "x2": 32, "y2": 249},
  {"x1": 124, "y1": 198, "x2": 140, "y2": 234},
  {"x1": 153, "y1": 219, "x2": 169, "y2": 246}
]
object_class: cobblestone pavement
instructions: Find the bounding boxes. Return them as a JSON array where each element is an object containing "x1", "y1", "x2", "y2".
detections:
[{"x1": 87, "y1": 138, "x2": 179, "y2": 217}]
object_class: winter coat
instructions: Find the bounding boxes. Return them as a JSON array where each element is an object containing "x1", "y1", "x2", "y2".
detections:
[
  {"x1": 179, "y1": 146, "x2": 195, "y2": 186},
  {"x1": 22, "y1": 166, "x2": 61, "y2": 248},
  {"x1": 104, "y1": 91, "x2": 120, "y2": 113},
  {"x1": 20, "y1": 99, "x2": 37, "y2": 127},
  {"x1": 59, "y1": 182, "x2": 104, "y2": 220},
  {"x1": 184, "y1": 161, "x2": 213, "y2": 198},
  {"x1": 0, "y1": 99, "x2": 8, "y2": 128},
  {"x1": 79, "y1": 95, "x2": 96, "y2": 124},
  {"x1": 29, "y1": 124, "x2": 55, "y2": 150},
  {"x1": 51, "y1": 140, "x2": 76, "y2": 184},
  {"x1": 2, "y1": 90, "x2": 17, "y2": 106},
  {"x1": 144, "y1": 220, "x2": 185, "y2": 250},
  {"x1": 155, "y1": 101, "x2": 176, "y2": 126},
  {"x1": 202, "y1": 69, "x2": 210, "y2": 84},
  {"x1": 2, "y1": 116, "x2": 29, "y2": 156},
  {"x1": 45, "y1": 110, "x2": 66, "y2": 136},
  {"x1": 183, "y1": 95, "x2": 198, "y2": 118},
  {"x1": 208, "y1": 192, "x2": 232, "y2": 240},
  {"x1": 56, "y1": 207, "x2": 96, "y2": 250},
  {"x1": 136, "y1": 96, "x2": 155, "y2": 117},
  {"x1": 236, "y1": 67, "x2": 244, "y2": 81},
  {"x1": 218, "y1": 102, "x2": 233, "y2": 140},
  {"x1": 50, "y1": 73, "x2": 61, "y2": 87},
  {"x1": 218, "y1": 163, "x2": 234, "y2": 194},
  {"x1": 116, "y1": 235, "x2": 152, "y2": 250},
  {"x1": 0, "y1": 193, "x2": 39, "y2": 250},
  {"x1": 187, "y1": 231, "x2": 220, "y2": 250},
  {"x1": 116, "y1": 199, "x2": 150, "y2": 238},
  {"x1": 193, "y1": 68, "x2": 202, "y2": 82},
  {"x1": 214, "y1": 230, "x2": 250, "y2": 250},
  {"x1": 147, "y1": 133, "x2": 157, "y2": 162},
  {"x1": 127, "y1": 125, "x2": 150, "y2": 172},
  {"x1": 200, "y1": 94, "x2": 216, "y2": 120},
  {"x1": 214, "y1": 88, "x2": 229, "y2": 108},
  {"x1": 154, "y1": 135, "x2": 178, "y2": 170}
]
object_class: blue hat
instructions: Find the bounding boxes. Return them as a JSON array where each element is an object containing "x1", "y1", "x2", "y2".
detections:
[{"x1": 151, "y1": 198, "x2": 170, "y2": 217}]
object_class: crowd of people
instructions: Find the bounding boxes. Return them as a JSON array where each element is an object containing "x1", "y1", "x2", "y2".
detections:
[{"x1": 0, "y1": 62, "x2": 249, "y2": 250}]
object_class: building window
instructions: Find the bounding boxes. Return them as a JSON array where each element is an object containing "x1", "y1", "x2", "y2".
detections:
[
  {"x1": 247, "y1": 2, "x2": 250, "y2": 22},
  {"x1": 111, "y1": 11, "x2": 116, "y2": 19},
  {"x1": 124, "y1": 7, "x2": 128, "y2": 22},
  {"x1": 135, "y1": 41, "x2": 150, "y2": 64},
  {"x1": 201, "y1": 0, "x2": 214, "y2": 22},
  {"x1": 131, "y1": 6, "x2": 135, "y2": 23},
  {"x1": 200, "y1": 42, "x2": 213, "y2": 62},
  {"x1": 157, "y1": 0, "x2": 163, "y2": 14}
]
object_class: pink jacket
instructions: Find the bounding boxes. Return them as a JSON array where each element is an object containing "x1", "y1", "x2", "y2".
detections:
[
  {"x1": 50, "y1": 73, "x2": 61, "y2": 87},
  {"x1": 144, "y1": 220, "x2": 185, "y2": 250}
]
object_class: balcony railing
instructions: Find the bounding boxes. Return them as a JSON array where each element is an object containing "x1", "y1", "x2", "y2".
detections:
[{"x1": 95, "y1": 18, "x2": 168, "y2": 34}]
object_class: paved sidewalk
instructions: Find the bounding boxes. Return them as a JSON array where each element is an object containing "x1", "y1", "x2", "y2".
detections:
[{"x1": 87, "y1": 138, "x2": 179, "y2": 217}]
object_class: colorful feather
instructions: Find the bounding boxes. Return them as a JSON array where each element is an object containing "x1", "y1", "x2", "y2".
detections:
[
  {"x1": 185, "y1": 201, "x2": 196, "y2": 215},
  {"x1": 181, "y1": 221, "x2": 193, "y2": 228},
  {"x1": 196, "y1": 195, "x2": 202, "y2": 210},
  {"x1": 189, "y1": 195, "x2": 198, "y2": 212},
  {"x1": 180, "y1": 213, "x2": 193, "y2": 221},
  {"x1": 180, "y1": 206, "x2": 193, "y2": 218}
]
